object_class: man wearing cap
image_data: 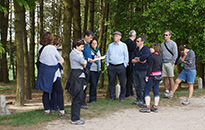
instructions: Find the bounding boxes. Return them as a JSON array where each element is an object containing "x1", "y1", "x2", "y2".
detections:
[
  {"x1": 106, "y1": 31, "x2": 129, "y2": 102},
  {"x1": 124, "y1": 30, "x2": 136, "y2": 97}
]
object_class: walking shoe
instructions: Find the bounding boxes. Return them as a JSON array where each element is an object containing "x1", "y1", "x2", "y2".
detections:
[
  {"x1": 164, "y1": 91, "x2": 170, "y2": 98},
  {"x1": 59, "y1": 112, "x2": 70, "y2": 118},
  {"x1": 81, "y1": 105, "x2": 88, "y2": 109},
  {"x1": 132, "y1": 101, "x2": 142, "y2": 105},
  {"x1": 151, "y1": 105, "x2": 158, "y2": 113},
  {"x1": 182, "y1": 99, "x2": 190, "y2": 105},
  {"x1": 167, "y1": 93, "x2": 173, "y2": 99},
  {"x1": 139, "y1": 107, "x2": 151, "y2": 113},
  {"x1": 71, "y1": 120, "x2": 85, "y2": 125}
]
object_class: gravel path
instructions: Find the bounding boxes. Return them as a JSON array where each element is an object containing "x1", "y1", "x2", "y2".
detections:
[{"x1": 44, "y1": 96, "x2": 205, "y2": 130}]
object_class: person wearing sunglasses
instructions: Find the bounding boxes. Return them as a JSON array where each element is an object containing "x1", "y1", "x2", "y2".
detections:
[{"x1": 161, "y1": 30, "x2": 178, "y2": 98}]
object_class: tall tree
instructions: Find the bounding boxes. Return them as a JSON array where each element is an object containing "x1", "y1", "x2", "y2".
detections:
[
  {"x1": 39, "y1": 0, "x2": 44, "y2": 37},
  {"x1": 29, "y1": 1, "x2": 35, "y2": 90},
  {"x1": 14, "y1": 0, "x2": 25, "y2": 106},
  {"x1": 62, "y1": 0, "x2": 72, "y2": 101},
  {"x1": 73, "y1": 0, "x2": 81, "y2": 40},
  {"x1": 23, "y1": 8, "x2": 31, "y2": 100},
  {"x1": 0, "y1": 0, "x2": 9, "y2": 83},
  {"x1": 83, "y1": 0, "x2": 89, "y2": 34},
  {"x1": 89, "y1": 0, "x2": 95, "y2": 31}
]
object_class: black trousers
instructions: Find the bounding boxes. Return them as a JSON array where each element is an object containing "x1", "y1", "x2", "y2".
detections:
[
  {"x1": 108, "y1": 64, "x2": 126, "y2": 100},
  {"x1": 125, "y1": 63, "x2": 134, "y2": 97},
  {"x1": 82, "y1": 69, "x2": 90, "y2": 105},
  {"x1": 42, "y1": 77, "x2": 64, "y2": 110},
  {"x1": 71, "y1": 89, "x2": 84, "y2": 121}
]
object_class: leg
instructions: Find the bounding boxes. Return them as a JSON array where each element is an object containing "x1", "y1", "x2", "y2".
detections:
[
  {"x1": 71, "y1": 90, "x2": 84, "y2": 121},
  {"x1": 89, "y1": 71, "x2": 96, "y2": 102},
  {"x1": 164, "y1": 77, "x2": 170, "y2": 91},
  {"x1": 138, "y1": 71, "x2": 147, "y2": 102},
  {"x1": 118, "y1": 65, "x2": 126, "y2": 100},
  {"x1": 42, "y1": 92, "x2": 50, "y2": 111},
  {"x1": 53, "y1": 78, "x2": 64, "y2": 111},
  {"x1": 188, "y1": 84, "x2": 194, "y2": 99},
  {"x1": 170, "y1": 79, "x2": 182, "y2": 96},
  {"x1": 133, "y1": 70, "x2": 140, "y2": 101},
  {"x1": 144, "y1": 77, "x2": 154, "y2": 106},
  {"x1": 153, "y1": 80, "x2": 160, "y2": 106},
  {"x1": 108, "y1": 65, "x2": 117, "y2": 99},
  {"x1": 126, "y1": 64, "x2": 134, "y2": 97},
  {"x1": 169, "y1": 77, "x2": 175, "y2": 91}
]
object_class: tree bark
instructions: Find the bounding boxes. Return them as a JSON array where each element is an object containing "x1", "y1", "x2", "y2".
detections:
[
  {"x1": 83, "y1": 0, "x2": 89, "y2": 35},
  {"x1": 23, "y1": 9, "x2": 31, "y2": 100},
  {"x1": 29, "y1": 3, "x2": 35, "y2": 90},
  {"x1": 14, "y1": 0, "x2": 25, "y2": 106},
  {"x1": 62, "y1": 0, "x2": 73, "y2": 102},
  {"x1": 89, "y1": 0, "x2": 95, "y2": 31},
  {"x1": 40, "y1": 0, "x2": 44, "y2": 38},
  {"x1": 73, "y1": 0, "x2": 81, "y2": 40},
  {"x1": 196, "y1": 62, "x2": 205, "y2": 87},
  {"x1": 0, "y1": 0, "x2": 9, "y2": 83}
]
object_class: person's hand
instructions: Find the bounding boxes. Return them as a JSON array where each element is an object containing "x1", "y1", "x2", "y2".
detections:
[
  {"x1": 59, "y1": 58, "x2": 64, "y2": 64},
  {"x1": 88, "y1": 58, "x2": 94, "y2": 63},
  {"x1": 140, "y1": 60, "x2": 147, "y2": 64},
  {"x1": 145, "y1": 76, "x2": 149, "y2": 82},
  {"x1": 83, "y1": 60, "x2": 87, "y2": 68},
  {"x1": 95, "y1": 56, "x2": 100, "y2": 58},
  {"x1": 132, "y1": 59, "x2": 137, "y2": 63}
]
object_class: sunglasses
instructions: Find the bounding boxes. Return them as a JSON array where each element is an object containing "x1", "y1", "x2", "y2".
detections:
[
  {"x1": 164, "y1": 34, "x2": 169, "y2": 36},
  {"x1": 136, "y1": 40, "x2": 140, "y2": 43}
]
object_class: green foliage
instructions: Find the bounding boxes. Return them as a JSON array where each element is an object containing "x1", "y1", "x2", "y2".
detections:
[{"x1": 0, "y1": 43, "x2": 5, "y2": 53}]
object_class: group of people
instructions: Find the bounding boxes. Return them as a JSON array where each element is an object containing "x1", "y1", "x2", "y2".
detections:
[{"x1": 35, "y1": 29, "x2": 196, "y2": 125}]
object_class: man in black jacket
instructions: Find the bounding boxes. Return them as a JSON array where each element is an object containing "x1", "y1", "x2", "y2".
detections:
[{"x1": 124, "y1": 30, "x2": 136, "y2": 97}]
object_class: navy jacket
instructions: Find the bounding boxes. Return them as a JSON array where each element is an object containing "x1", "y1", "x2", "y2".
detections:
[
  {"x1": 66, "y1": 69, "x2": 86, "y2": 98},
  {"x1": 132, "y1": 45, "x2": 151, "y2": 71},
  {"x1": 35, "y1": 63, "x2": 59, "y2": 93}
]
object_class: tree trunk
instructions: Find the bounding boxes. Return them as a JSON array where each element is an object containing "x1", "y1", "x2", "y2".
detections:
[
  {"x1": 89, "y1": 0, "x2": 95, "y2": 31},
  {"x1": 73, "y1": 0, "x2": 81, "y2": 40},
  {"x1": 29, "y1": 4, "x2": 35, "y2": 90},
  {"x1": 83, "y1": 0, "x2": 89, "y2": 35},
  {"x1": 62, "y1": 0, "x2": 73, "y2": 102},
  {"x1": 14, "y1": 1, "x2": 25, "y2": 106},
  {"x1": 40, "y1": 0, "x2": 44, "y2": 38},
  {"x1": 0, "y1": 0, "x2": 9, "y2": 83},
  {"x1": 23, "y1": 9, "x2": 31, "y2": 100}
]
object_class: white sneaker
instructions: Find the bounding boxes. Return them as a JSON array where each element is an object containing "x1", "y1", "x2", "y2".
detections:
[{"x1": 182, "y1": 99, "x2": 190, "y2": 105}]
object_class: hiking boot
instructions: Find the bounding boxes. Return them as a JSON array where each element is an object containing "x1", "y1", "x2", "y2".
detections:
[
  {"x1": 151, "y1": 105, "x2": 158, "y2": 113},
  {"x1": 71, "y1": 120, "x2": 85, "y2": 125},
  {"x1": 182, "y1": 99, "x2": 190, "y2": 105},
  {"x1": 139, "y1": 107, "x2": 151, "y2": 113}
]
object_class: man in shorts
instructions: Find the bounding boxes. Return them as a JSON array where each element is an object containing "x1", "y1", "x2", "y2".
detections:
[{"x1": 161, "y1": 30, "x2": 178, "y2": 97}]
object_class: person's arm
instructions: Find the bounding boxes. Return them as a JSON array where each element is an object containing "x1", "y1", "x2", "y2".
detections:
[
  {"x1": 139, "y1": 47, "x2": 151, "y2": 62},
  {"x1": 172, "y1": 42, "x2": 178, "y2": 64},
  {"x1": 124, "y1": 44, "x2": 129, "y2": 67},
  {"x1": 145, "y1": 56, "x2": 154, "y2": 82},
  {"x1": 106, "y1": 45, "x2": 110, "y2": 66},
  {"x1": 184, "y1": 51, "x2": 195, "y2": 65},
  {"x1": 83, "y1": 45, "x2": 94, "y2": 63}
]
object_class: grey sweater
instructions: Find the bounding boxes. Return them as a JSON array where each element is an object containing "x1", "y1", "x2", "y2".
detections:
[
  {"x1": 179, "y1": 50, "x2": 196, "y2": 70},
  {"x1": 161, "y1": 40, "x2": 178, "y2": 64}
]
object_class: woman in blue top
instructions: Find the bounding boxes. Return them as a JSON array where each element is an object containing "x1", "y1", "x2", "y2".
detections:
[
  {"x1": 89, "y1": 39, "x2": 101, "y2": 103},
  {"x1": 168, "y1": 45, "x2": 196, "y2": 105}
]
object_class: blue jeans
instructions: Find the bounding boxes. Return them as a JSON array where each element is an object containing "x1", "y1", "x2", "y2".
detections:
[
  {"x1": 89, "y1": 71, "x2": 101, "y2": 102},
  {"x1": 144, "y1": 76, "x2": 160, "y2": 97},
  {"x1": 133, "y1": 70, "x2": 147, "y2": 102},
  {"x1": 178, "y1": 69, "x2": 196, "y2": 84}
]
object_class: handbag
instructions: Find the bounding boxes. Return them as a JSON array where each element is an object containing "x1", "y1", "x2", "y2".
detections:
[
  {"x1": 36, "y1": 45, "x2": 46, "y2": 70},
  {"x1": 153, "y1": 75, "x2": 162, "y2": 81}
]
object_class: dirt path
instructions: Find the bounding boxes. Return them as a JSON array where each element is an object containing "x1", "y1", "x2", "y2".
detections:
[{"x1": 44, "y1": 96, "x2": 205, "y2": 130}]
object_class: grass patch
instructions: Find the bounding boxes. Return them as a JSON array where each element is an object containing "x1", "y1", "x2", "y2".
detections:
[
  {"x1": 0, "y1": 88, "x2": 204, "y2": 126},
  {"x1": 0, "y1": 86, "x2": 15, "y2": 94}
]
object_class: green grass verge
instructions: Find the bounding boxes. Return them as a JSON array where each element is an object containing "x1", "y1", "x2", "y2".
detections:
[{"x1": 0, "y1": 88, "x2": 204, "y2": 126}]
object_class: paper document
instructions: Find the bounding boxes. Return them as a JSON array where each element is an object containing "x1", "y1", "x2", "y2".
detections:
[{"x1": 93, "y1": 55, "x2": 106, "y2": 61}]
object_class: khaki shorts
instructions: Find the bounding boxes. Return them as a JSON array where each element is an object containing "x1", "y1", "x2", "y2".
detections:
[{"x1": 162, "y1": 63, "x2": 174, "y2": 77}]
